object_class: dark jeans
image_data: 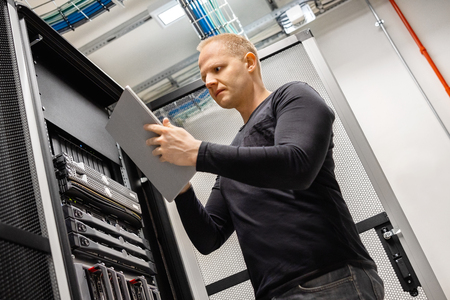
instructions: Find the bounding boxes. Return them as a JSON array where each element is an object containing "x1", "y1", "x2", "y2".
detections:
[{"x1": 272, "y1": 264, "x2": 385, "y2": 300}]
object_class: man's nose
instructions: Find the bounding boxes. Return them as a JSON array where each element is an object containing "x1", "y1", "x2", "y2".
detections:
[{"x1": 205, "y1": 74, "x2": 217, "y2": 88}]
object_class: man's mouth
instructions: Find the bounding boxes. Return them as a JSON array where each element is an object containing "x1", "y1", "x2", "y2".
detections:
[{"x1": 215, "y1": 89, "x2": 225, "y2": 97}]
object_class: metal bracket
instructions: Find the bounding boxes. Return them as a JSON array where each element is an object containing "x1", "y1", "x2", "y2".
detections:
[
  {"x1": 29, "y1": 33, "x2": 43, "y2": 46},
  {"x1": 383, "y1": 228, "x2": 401, "y2": 240},
  {"x1": 375, "y1": 19, "x2": 384, "y2": 27},
  {"x1": 356, "y1": 213, "x2": 421, "y2": 297},
  {"x1": 377, "y1": 224, "x2": 420, "y2": 297},
  {"x1": 116, "y1": 143, "x2": 131, "y2": 189},
  {"x1": 265, "y1": 0, "x2": 278, "y2": 11}
]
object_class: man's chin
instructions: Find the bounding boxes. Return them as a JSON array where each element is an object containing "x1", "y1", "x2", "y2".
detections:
[{"x1": 216, "y1": 100, "x2": 234, "y2": 110}]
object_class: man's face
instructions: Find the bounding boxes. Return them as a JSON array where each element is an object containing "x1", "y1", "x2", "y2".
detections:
[{"x1": 198, "y1": 41, "x2": 253, "y2": 110}]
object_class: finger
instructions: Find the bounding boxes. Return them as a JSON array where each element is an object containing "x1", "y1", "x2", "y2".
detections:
[
  {"x1": 146, "y1": 137, "x2": 159, "y2": 146},
  {"x1": 152, "y1": 147, "x2": 161, "y2": 157},
  {"x1": 144, "y1": 123, "x2": 164, "y2": 134},
  {"x1": 163, "y1": 118, "x2": 172, "y2": 127}
]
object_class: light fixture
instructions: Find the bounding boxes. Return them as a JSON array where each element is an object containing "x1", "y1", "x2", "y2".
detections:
[
  {"x1": 279, "y1": 3, "x2": 316, "y2": 34},
  {"x1": 150, "y1": 1, "x2": 186, "y2": 28}
]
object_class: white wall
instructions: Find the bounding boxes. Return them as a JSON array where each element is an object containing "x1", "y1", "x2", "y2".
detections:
[{"x1": 307, "y1": 0, "x2": 450, "y2": 298}]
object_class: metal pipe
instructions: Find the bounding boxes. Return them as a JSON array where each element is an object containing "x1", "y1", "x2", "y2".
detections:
[
  {"x1": 389, "y1": 0, "x2": 450, "y2": 97},
  {"x1": 364, "y1": 0, "x2": 450, "y2": 139}
]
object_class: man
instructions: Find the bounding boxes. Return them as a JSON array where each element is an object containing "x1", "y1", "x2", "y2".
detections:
[{"x1": 144, "y1": 33, "x2": 384, "y2": 300}]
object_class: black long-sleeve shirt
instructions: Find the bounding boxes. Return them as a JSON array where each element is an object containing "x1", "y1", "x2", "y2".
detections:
[{"x1": 175, "y1": 82, "x2": 375, "y2": 300}]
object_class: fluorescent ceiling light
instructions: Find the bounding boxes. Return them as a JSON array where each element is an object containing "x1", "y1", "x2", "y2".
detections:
[
  {"x1": 149, "y1": 1, "x2": 186, "y2": 28},
  {"x1": 158, "y1": 4, "x2": 185, "y2": 25}
]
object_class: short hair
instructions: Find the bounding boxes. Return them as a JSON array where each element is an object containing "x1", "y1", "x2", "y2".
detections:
[{"x1": 197, "y1": 33, "x2": 258, "y2": 61}]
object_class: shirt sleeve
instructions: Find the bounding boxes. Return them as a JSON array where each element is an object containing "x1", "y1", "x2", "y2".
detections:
[
  {"x1": 196, "y1": 82, "x2": 335, "y2": 190},
  {"x1": 174, "y1": 176, "x2": 235, "y2": 255}
]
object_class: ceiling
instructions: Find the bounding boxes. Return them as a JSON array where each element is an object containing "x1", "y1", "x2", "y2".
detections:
[{"x1": 18, "y1": 0, "x2": 345, "y2": 102}]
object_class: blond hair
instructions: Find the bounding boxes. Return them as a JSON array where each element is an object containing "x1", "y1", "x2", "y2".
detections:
[{"x1": 197, "y1": 33, "x2": 259, "y2": 61}]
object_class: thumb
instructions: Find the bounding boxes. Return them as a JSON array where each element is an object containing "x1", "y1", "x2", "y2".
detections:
[{"x1": 162, "y1": 118, "x2": 173, "y2": 127}]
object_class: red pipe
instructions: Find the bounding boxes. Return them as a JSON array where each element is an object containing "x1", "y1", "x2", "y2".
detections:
[{"x1": 389, "y1": 0, "x2": 450, "y2": 97}]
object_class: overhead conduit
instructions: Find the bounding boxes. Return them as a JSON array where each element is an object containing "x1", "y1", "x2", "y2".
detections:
[
  {"x1": 389, "y1": 0, "x2": 450, "y2": 97},
  {"x1": 178, "y1": 0, "x2": 244, "y2": 40},
  {"x1": 39, "y1": 0, "x2": 117, "y2": 34}
]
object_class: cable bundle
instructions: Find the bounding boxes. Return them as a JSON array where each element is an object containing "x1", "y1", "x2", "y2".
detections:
[
  {"x1": 40, "y1": 0, "x2": 117, "y2": 34},
  {"x1": 154, "y1": 89, "x2": 214, "y2": 127},
  {"x1": 178, "y1": 0, "x2": 244, "y2": 39}
]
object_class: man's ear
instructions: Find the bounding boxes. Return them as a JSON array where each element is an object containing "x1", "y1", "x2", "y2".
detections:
[{"x1": 244, "y1": 52, "x2": 258, "y2": 73}]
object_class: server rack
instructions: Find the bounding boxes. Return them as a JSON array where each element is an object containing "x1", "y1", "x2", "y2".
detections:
[{"x1": 0, "y1": 1, "x2": 193, "y2": 299}]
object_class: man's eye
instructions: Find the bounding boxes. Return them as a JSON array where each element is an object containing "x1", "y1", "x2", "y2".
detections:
[{"x1": 215, "y1": 67, "x2": 221, "y2": 72}]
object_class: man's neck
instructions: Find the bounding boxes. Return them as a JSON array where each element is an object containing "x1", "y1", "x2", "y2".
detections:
[{"x1": 239, "y1": 86, "x2": 272, "y2": 123}]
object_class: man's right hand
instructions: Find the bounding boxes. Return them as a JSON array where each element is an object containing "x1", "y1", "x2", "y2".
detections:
[{"x1": 144, "y1": 118, "x2": 201, "y2": 167}]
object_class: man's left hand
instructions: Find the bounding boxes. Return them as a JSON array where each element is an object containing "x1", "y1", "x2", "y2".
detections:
[{"x1": 144, "y1": 118, "x2": 201, "y2": 167}]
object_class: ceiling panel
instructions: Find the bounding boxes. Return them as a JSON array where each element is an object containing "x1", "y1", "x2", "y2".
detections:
[
  {"x1": 62, "y1": 0, "x2": 160, "y2": 48},
  {"x1": 87, "y1": 15, "x2": 199, "y2": 88},
  {"x1": 19, "y1": 0, "x2": 278, "y2": 99}
]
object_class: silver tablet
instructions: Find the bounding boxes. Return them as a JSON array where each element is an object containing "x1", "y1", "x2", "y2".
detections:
[{"x1": 106, "y1": 86, "x2": 196, "y2": 202}]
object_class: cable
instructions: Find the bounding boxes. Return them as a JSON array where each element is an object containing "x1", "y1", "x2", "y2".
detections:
[
  {"x1": 180, "y1": 0, "x2": 242, "y2": 39},
  {"x1": 41, "y1": 0, "x2": 113, "y2": 33},
  {"x1": 389, "y1": 0, "x2": 450, "y2": 97}
]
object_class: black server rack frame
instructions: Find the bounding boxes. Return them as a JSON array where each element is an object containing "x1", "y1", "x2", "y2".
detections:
[{"x1": 1, "y1": 2, "x2": 195, "y2": 299}]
